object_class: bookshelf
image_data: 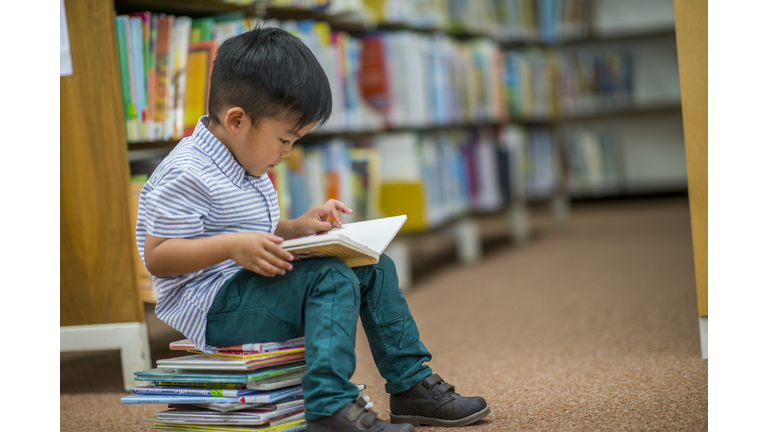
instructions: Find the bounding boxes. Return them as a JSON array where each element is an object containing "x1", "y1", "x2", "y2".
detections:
[
  {"x1": 60, "y1": 0, "x2": 151, "y2": 392},
  {"x1": 65, "y1": 0, "x2": 687, "y2": 304}
]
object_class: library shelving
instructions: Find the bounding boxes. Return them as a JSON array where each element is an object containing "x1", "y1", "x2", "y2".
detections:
[
  {"x1": 116, "y1": 0, "x2": 684, "y2": 293},
  {"x1": 61, "y1": 0, "x2": 687, "y2": 388}
]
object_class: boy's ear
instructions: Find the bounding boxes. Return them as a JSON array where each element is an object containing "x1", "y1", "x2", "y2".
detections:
[{"x1": 222, "y1": 107, "x2": 248, "y2": 136}]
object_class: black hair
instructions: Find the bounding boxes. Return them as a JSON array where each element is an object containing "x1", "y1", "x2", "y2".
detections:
[{"x1": 207, "y1": 25, "x2": 332, "y2": 130}]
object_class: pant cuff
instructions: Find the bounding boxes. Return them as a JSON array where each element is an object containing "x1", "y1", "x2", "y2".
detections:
[
  {"x1": 304, "y1": 395, "x2": 357, "y2": 422},
  {"x1": 384, "y1": 367, "x2": 433, "y2": 395}
]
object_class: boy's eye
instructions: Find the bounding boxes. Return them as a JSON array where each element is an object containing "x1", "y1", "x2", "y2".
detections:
[{"x1": 280, "y1": 139, "x2": 290, "y2": 145}]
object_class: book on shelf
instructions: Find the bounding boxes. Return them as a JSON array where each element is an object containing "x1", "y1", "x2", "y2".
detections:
[
  {"x1": 122, "y1": 384, "x2": 303, "y2": 404},
  {"x1": 279, "y1": 215, "x2": 407, "y2": 268},
  {"x1": 183, "y1": 41, "x2": 217, "y2": 137}
]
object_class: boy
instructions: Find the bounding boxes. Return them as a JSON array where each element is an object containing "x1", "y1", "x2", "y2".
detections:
[{"x1": 136, "y1": 27, "x2": 489, "y2": 431}]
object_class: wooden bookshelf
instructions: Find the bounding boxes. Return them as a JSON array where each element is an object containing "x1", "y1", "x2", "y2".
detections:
[{"x1": 61, "y1": 0, "x2": 143, "y2": 326}]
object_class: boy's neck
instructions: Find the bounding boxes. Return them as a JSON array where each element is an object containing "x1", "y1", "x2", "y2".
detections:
[{"x1": 206, "y1": 117, "x2": 235, "y2": 154}]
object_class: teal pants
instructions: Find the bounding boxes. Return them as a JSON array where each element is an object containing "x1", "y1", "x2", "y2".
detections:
[{"x1": 206, "y1": 254, "x2": 433, "y2": 421}]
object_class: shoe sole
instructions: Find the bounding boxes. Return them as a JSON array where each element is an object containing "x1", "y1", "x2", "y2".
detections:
[{"x1": 390, "y1": 406, "x2": 491, "y2": 427}]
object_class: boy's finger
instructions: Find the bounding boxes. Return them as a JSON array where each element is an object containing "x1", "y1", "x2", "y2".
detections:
[
  {"x1": 258, "y1": 258, "x2": 289, "y2": 275},
  {"x1": 266, "y1": 242, "x2": 294, "y2": 261},
  {"x1": 263, "y1": 248, "x2": 294, "y2": 271},
  {"x1": 336, "y1": 201, "x2": 353, "y2": 214},
  {"x1": 262, "y1": 233, "x2": 284, "y2": 244},
  {"x1": 330, "y1": 208, "x2": 342, "y2": 226}
]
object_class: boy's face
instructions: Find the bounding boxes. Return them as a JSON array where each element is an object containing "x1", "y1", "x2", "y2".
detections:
[{"x1": 224, "y1": 113, "x2": 317, "y2": 177}]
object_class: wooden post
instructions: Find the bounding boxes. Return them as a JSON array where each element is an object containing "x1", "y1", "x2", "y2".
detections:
[
  {"x1": 673, "y1": 0, "x2": 707, "y2": 358},
  {"x1": 60, "y1": 0, "x2": 143, "y2": 326}
]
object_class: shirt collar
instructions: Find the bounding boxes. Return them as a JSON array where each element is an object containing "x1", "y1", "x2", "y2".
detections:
[{"x1": 191, "y1": 115, "x2": 246, "y2": 187}]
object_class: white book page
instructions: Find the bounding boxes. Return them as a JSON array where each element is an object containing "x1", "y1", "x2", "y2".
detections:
[{"x1": 312, "y1": 215, "x2": 407, "y2": 254}]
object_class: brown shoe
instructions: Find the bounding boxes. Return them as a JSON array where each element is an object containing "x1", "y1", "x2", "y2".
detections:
[
  {"x1": 308, "y1": 396, "x2": 415, "y2": 432},
  {"x1": 389, "y1": 374, "x2": 490, "y2": 427}
]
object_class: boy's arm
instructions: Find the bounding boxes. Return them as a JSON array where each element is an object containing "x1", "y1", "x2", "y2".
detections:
[
  {"x1": 144, "y1": 232, "x2": 294, "y2": 278},
  {"x1": 275, "y1": 199, "x2": 353, "y2": 239}
]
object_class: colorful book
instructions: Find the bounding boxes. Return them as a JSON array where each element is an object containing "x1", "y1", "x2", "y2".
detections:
[
  {"x1": 153, "y1": 14, "x2": 173, "y2": 140},
  {"x1": 155, "y1": 353, "x2": 305, "y2": 371},
  {"x1": 152, "y1": 405, "x2": 304, "y2": 425},
  {"x1": 179, "y1": 397, "x2": 305, "y2": 413},
  {"x1": 168, "y1": 16, "x2": 192, "y2": 139},
  {"x1": 169, "y1": 337, "x2": 305, "y2": 353},
  {"x1": 183, "y1": 41, "x2": 217, "y2": 137},
  {"x1": 121, "y1": 384, "x2": 303, "y2": 404},
  {"x1": 155, "y1": 371, "x2": 305, "y2": 391},
  {"x1": 141, "y1": 417, "x2": 306, "y2": 432},
  {"x1": 132, "y1": 387, "x2": 260, "y2": 397},
  {"x1": 135, "y1": 364, "x2": 307, "y2": 383},
  {"x1": 114, "y1": 16, "x2": 137, "y2": 142}
]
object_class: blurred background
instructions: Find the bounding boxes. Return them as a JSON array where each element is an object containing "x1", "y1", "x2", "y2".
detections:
[{"x1": 60, "y1": 0, "x2": 707, "y2": 430}]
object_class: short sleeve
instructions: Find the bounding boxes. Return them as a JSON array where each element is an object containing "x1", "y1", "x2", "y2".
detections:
[{"x1": 143, "y1": 168, "x2": 212, "y2": 238}]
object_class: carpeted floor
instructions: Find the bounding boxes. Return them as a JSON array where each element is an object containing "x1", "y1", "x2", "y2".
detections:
[{"x1": 60, "y1": 196, "x2": 707, "y2": 431}]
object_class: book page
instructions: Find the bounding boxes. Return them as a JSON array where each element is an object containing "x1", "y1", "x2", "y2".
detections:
[{"x1": 324, "y1": 215, "x2": 407, "y2": 254}]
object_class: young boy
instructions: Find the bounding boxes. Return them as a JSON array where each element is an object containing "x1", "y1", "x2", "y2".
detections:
[{"x1": 136, "y1": 27, "x2": 489, "y2": 431}]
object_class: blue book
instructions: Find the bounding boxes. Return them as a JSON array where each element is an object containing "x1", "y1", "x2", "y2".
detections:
[
  {"x1": 132, "y1": 386, "x2": 259, "y2": 397},
  {"x1": 133, "y1": 363, "x2": 307, "y2": 383},
  {"x1": 121, "y1": 384, "x2": 303, "y2": 404}
]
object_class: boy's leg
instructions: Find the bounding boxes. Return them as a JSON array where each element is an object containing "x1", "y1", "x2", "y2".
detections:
[
  {"x1": 353, "y1": 254, "x2": 490, "y2": 427},
  {"x1": 206, "y1": 257, "x2": 362, "y2": 422},
  {"x1": 352, "y1": 254, "x2": 433, "y2": 394}
]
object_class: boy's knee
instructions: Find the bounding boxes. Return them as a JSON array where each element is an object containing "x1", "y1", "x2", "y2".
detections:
[
  {"x1": 378, "y1": 253, "x2": 396, "y2": 274},
  {"x1": 307, "y1": 257, "x2": 360, "y2": 301}
]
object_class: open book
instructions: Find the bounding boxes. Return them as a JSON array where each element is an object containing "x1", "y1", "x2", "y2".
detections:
[{"x1": 280, "y1": 215, "x2": 407, "y2": 268}]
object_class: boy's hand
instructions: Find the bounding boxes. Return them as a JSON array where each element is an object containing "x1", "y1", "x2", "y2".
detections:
[
  {"x1": 295, "y1": 199, "x2": 354, "y2": 236},
  {"x1": 228, "y1": 232, "x2": 294, "y2": 277}
]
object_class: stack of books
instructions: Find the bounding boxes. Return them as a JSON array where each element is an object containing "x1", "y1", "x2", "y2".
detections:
[{"x1": 122, "y1": 337, "x2": 364, "y2": 431}]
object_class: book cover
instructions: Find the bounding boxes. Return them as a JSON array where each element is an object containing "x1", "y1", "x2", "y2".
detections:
[
  {"x1": 279, "y1": 215, "x2": 407, "y2": 268},
  {"x1": 180, "y1": 397, "x2": 304, "y2": 413},
  {"x1": 155, "y1": 370, "x2": 303, "y2": 390},
  {"x1": 132, "y1": 386, "x2": 259, "y2": 397},
  {"x1": 122, "y1": 384, "x2": 302, "y2": 404},
  {"x1": 156, "y1": 352, "x2": 305, "y2": 371},
  {"x1": 142, "y1": 417, "x2": 307, "y2": 432},
  {"x1": 191, "y1": 347, "x2": 305, "y2": 359},
  {"x1": 169, "y1": 336, "x2": 304, "y2": 352},
  {"x1": 135, "y1": 363, "x2": 307, "y2": 383},
  {"x1": 183, "y1": 40, "x2": 217, "y2": 136},
  {"x1": 152, "y1": 405, "x2": 304, "y2": 425},
  {"x1": 169, "y1": 337, "x2": 305, "y2": 353}
]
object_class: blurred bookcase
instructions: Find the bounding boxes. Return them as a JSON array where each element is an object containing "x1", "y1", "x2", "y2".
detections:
[{"x1": 68, "y1": 0, "x2": 686, "y2": 299}]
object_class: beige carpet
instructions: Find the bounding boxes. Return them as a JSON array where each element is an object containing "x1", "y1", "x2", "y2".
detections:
[{"x1": 60, "y1": 197, "x2": 707, "y2": 431}]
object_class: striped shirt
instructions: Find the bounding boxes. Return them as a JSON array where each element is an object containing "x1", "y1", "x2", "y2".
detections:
[{"x1": 136, "y1": 116, "x2": 280, "y2": 354}]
